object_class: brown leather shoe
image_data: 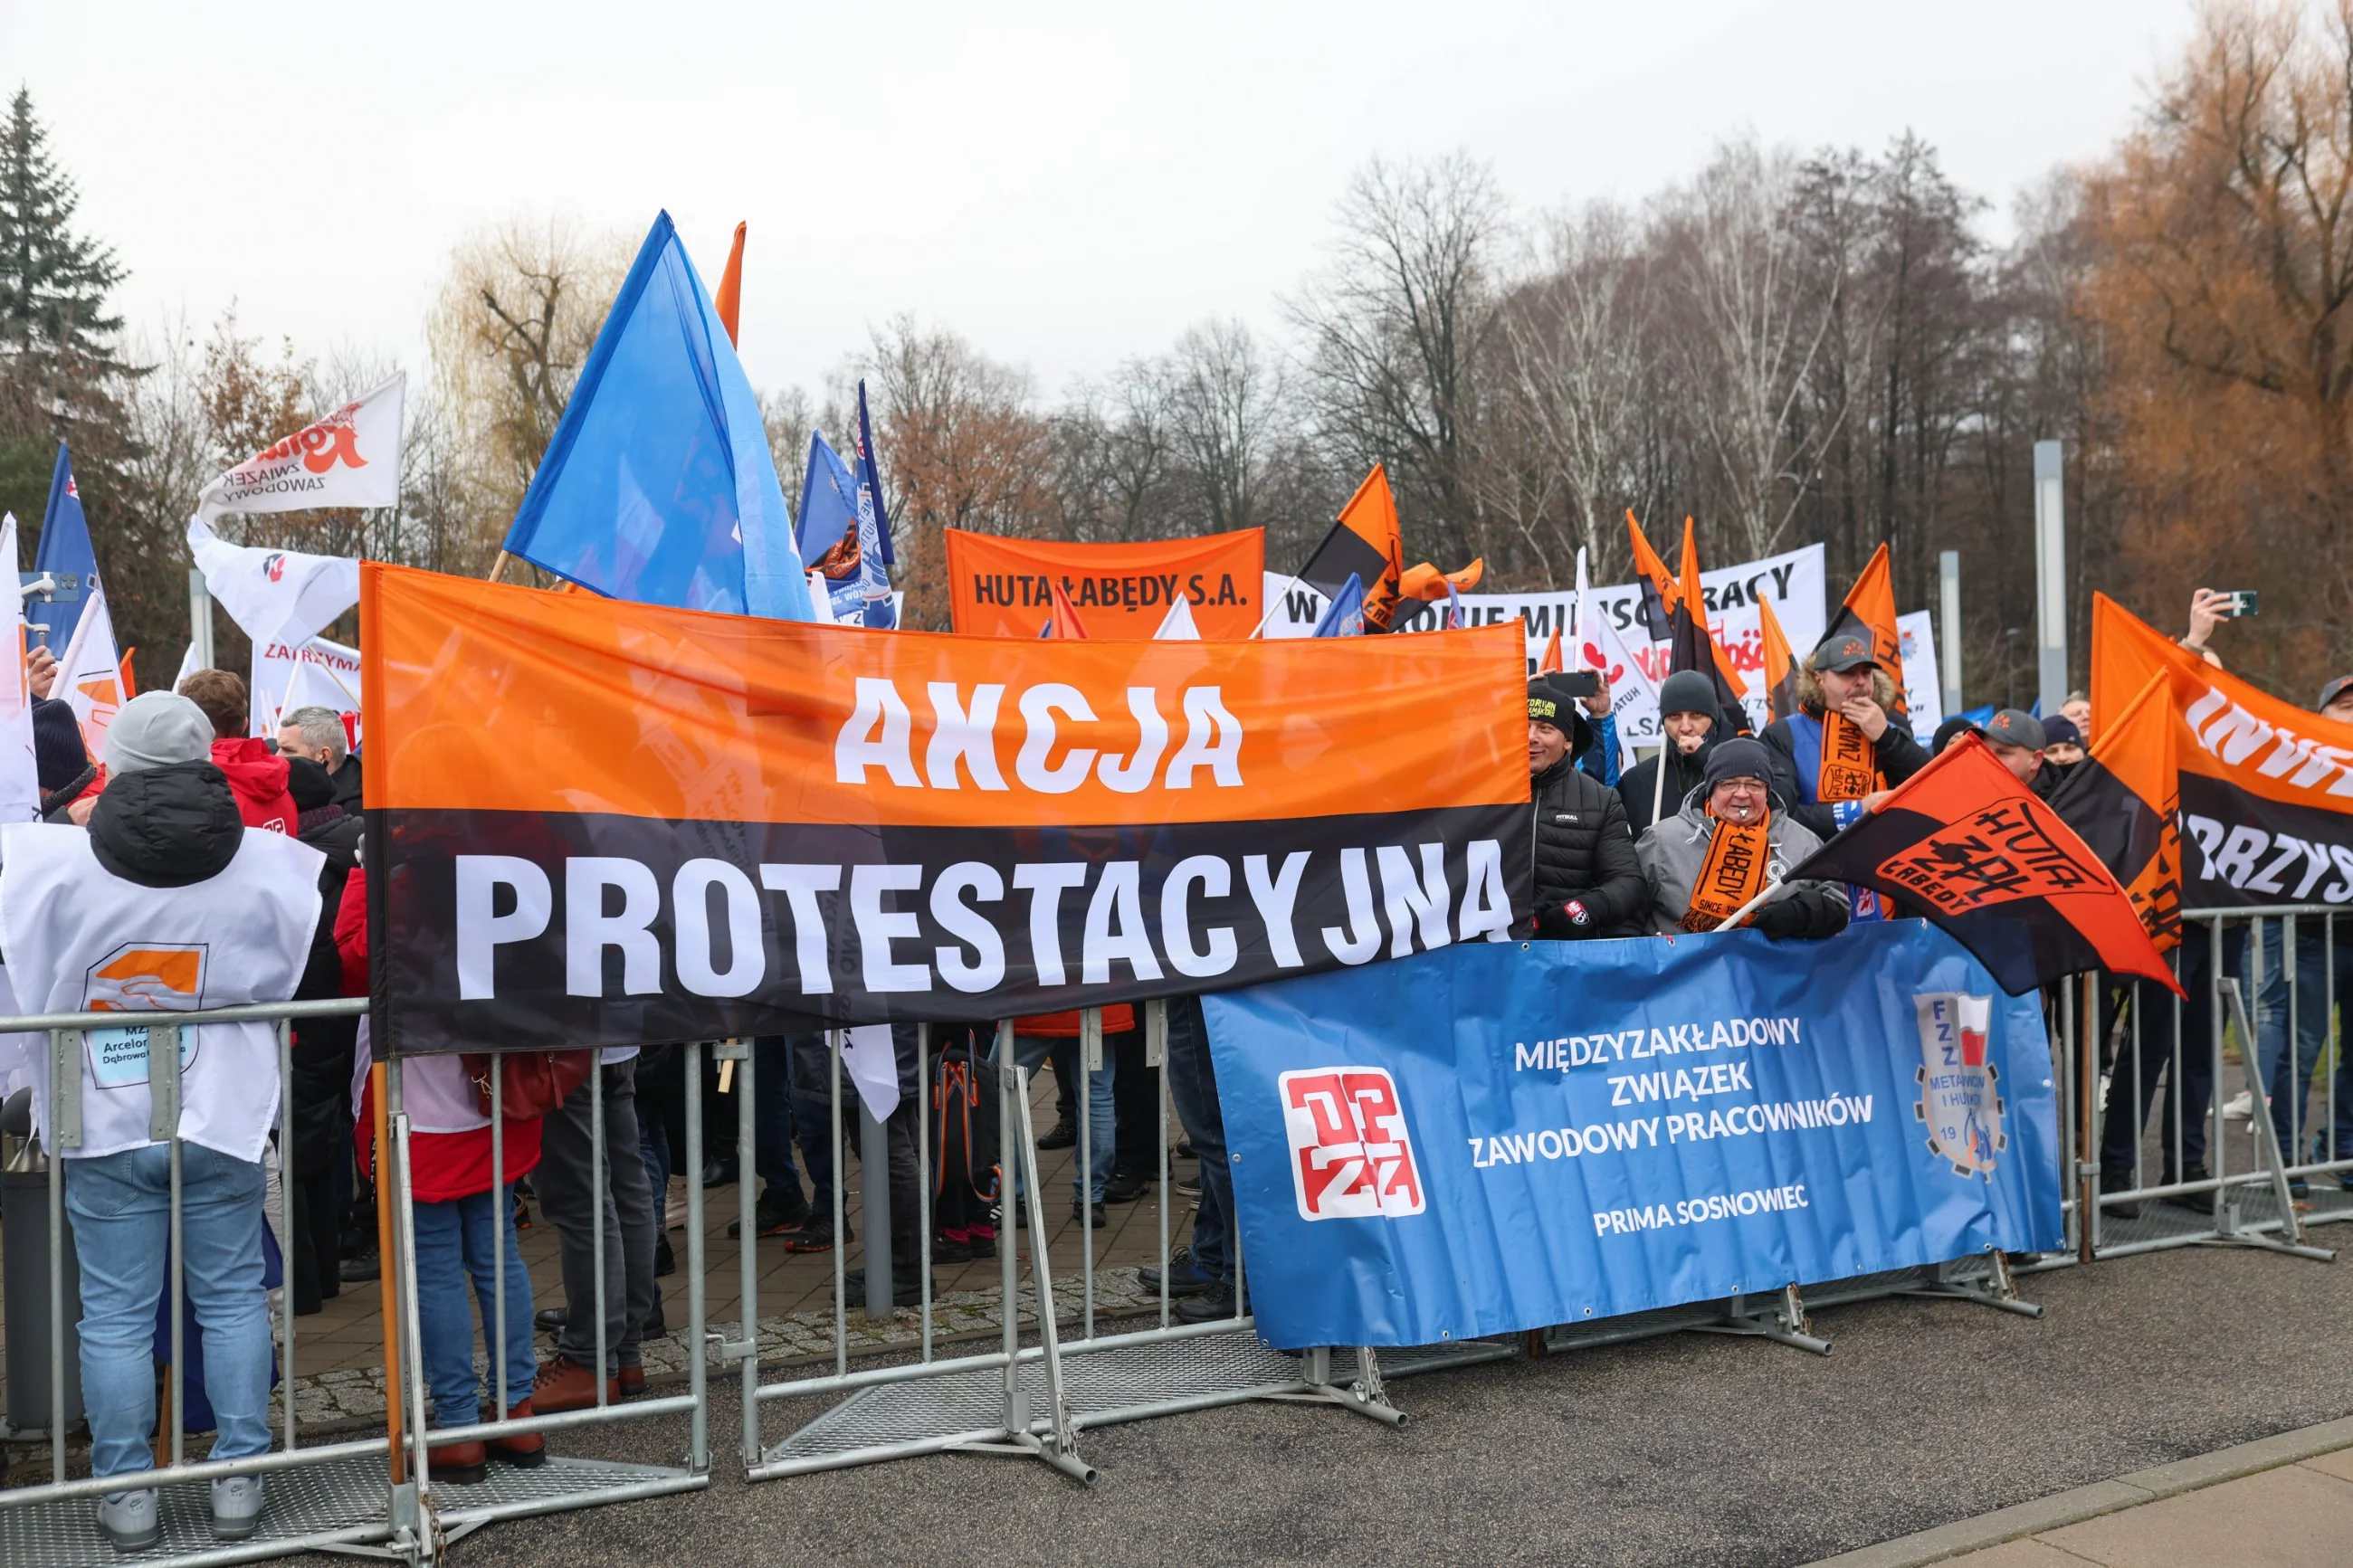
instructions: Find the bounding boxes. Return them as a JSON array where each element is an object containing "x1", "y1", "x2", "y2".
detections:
[
  {"x1": 487, "y1": 1397, "x2": 545, "y2": 1468},
  {"x1": 531, "y1": 1353, "x2": 617, "y2": 1413},
  {"x1": 617, "y1": 1364, "x2": 645, "y2": 1398},
  {"x1": 427, "y1": 1438, "x2": 487, "y2": 1485}
]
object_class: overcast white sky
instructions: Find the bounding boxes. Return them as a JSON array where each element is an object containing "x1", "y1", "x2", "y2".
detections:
[{"x1": 5, "y1": 0, "x2": 2196, "y2": 402}]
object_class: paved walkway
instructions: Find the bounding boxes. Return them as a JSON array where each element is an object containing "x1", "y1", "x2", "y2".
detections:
[{"x1": 1806, "y1": 1416, "x2": 2353, "y2": 1567}]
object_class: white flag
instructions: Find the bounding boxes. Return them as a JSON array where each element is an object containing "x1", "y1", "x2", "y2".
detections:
[
  {"x1": 55, "y1": 576, "x2": 123, "y2": 765},
  {"x1": 251, "y1": 632, "x2": 362, "y2": 738},
  {"x1": 186, "y1": 515, "x2": 360, "y2": 656},
  {"x1": 197, "y1": 373, "x2": 405, "y2": 519},
  {"x1": 840, "y1": 1024, "x2": 901, "y2": 1122},
  {"x1": 1577, "y1": 547, "x2": 1659, "y2": 746},
  {"x1": 0, "y1": 517, "x2": 39, "y2": 823},
  {"x1": 1152, "y1": 596, "x2": 1201, "y2": 640}
]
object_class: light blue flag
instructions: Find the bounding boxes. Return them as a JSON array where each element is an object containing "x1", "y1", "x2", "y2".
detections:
[
  {"x1": 33, "y1": 442, "x2": 97, "y2": 651},
  {"x1": 1311, "y1": 573, "x2": 1366, "y2": 638},
  {"x1": 795, "y1": 430, "x2": 857, "y2": 566},
  {"x1": 502, "y1": 211, "x2": 814, "y2": 622}
]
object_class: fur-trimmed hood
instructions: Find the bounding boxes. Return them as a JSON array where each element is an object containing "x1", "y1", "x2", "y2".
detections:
[{"x1": 1795, "y1": 660, "x2": 1901, "y2": 717}]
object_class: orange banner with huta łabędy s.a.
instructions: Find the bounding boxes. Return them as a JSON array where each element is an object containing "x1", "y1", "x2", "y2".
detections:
[{"x1": 942, "y1": 527, "x2": 1264, "y2": 639}]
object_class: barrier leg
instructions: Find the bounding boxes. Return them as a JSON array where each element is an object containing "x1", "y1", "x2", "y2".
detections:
[
  {"x1": 1901, "y1": 1248, "x2": 2044, "y2": 1318},
  {"x1": 1695, "y1": 1284, "x2": 1832, "y2": 1355},
  {"x1": 946, "y1": 1055, "x2": 1095, "y2": 1486},
  {"x1": 1260, "y1": 1345, "x2": 1408, "y2": 1427},
  {"x1": 2214, "y1": 980, "x2": 2335, "y2": 1263}
]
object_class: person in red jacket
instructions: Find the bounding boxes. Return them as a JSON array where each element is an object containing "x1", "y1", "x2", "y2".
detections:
[
  {"x1": 175, "y1": 669, "x2": 297, "y2": 833},
  {"x1": 343, "y1": 867, "x2": 547, "y2": 1482}
]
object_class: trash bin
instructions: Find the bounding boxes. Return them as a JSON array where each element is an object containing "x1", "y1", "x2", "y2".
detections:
[{"x1": 3, "y1": 1086, "x2": 82, "y2": 1437}]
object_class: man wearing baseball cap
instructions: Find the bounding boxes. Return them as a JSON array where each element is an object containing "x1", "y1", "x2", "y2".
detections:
[
  {"x1": 1524, "y1": 679, "x2": 1650, "y2": 939},
  {"x1": 1760, "y1": 631, "x2": 1931, "y2": 844},
  {"x1": 1977, "y1": 708, "x2": 2050, "y2": 792},
  {"x1": 1634, "y1": 736, "x2": 1848, "y2": 940}
]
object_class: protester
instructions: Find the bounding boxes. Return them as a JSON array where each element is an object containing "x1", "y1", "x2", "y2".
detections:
[
  {"x1": 1930, "y1": 716, "x2": 1981, "y2": 755},
  {"x1": 283, "y1": 757, "x2": 362, "y2": 1316},
  {"x1": 1759, "y1": 632, "x2": 1929, "y2": 841},
  {"x1": 2040, "y1": 715, "x2": 2087, "y2": 781},
  {"x1": 729, "y1": 1036, "x2": 813, "y2": 1242},
  {"x1": 0, "y1": 692, "x2": 325, "y2": 1548},
  {"x1": 1978, "y1": 709, "x2": 2048, "y2": 791},
  {"x1": 176, "y1": 669, "x2": 298, "y2": 832},
  {"x1": 532, "y1": 1046, "x2": 661, "y2": 1409},
  {"x1": 341, "y1": 863, "x2": 545, "y2": 1481},
  {"x1": 1635, "y1": 736, "x2": 1848, "y2": 940},
  {"x1": 1524, "y1": 679, "x2": 1648, "y2": 938},
  {"x1": 1574, "y1": 670, "x2": 1621, "y2": 787},
  {"x1": 1005, "y1": 1008, "x2": 1120, "y2": 1226},
  {"x1": 1618, "y1": 670, "x2": 1729, "y2": 836},
  {"x1": 783, "y1": 1032, "x2": 853, "y2": 1252},
  {"x1": 2178, "y1": 587, "x2": 2234, "y2": 668},
  {"x1": 1138, "y1": 993, "x2": 1242, "y2": 1323},
  {"x1": 278, "y1": 703, "x2": 363, "y2": 811},
  {"x1": 2061, "y1": 689, "x2": 2092, "y2": 744},
  {"x1": 1105, "y1": 1014, "x2": 1157, "y2": 1204}
]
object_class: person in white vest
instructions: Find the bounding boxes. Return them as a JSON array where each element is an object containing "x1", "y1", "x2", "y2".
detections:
[{"x1": 0, "y1": 691, "x2": 325, "y2": 1551}]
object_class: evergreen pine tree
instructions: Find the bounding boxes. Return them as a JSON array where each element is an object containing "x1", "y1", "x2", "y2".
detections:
[{"x1": 0, "y1": 85, "x2": 125, "y2": 365}]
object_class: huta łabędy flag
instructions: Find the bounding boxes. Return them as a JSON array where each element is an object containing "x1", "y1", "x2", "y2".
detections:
[{"x1": 2046, "y1": 670, "x2": 2182, "y2": 955}]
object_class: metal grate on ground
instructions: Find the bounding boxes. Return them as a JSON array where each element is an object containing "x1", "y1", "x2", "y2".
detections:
[
  {"x1": 0, "y1": 1453, "x2": 691, "y2": 1568},
  {"x1": 759, "y1": 1326, "x2": 1513, "y2": 1473}
]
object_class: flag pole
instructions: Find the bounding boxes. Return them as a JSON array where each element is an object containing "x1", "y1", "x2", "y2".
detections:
[
  {"x1": 1711, "y1": 876, "x2": 1784, "y2": 933},
  {"x1": 1652, "y1": 742, "x2": 1668, "y2": 825},
  {"x1": 487, "y1": 551, "x2": 511, "y2": 584}
]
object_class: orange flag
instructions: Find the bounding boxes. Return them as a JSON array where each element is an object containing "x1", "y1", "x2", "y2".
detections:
[
  {"x1": 1675, "y1": 518, "x2": 1752, "y2": 731},
  {"x1": 714, "y1": 222, "x2": 747, "y2": 347},
  {"x1": 1624, "y1": 508, "x2": 1678, "y2": 641},
  {"x1": 1400, "y1": 558, "x2": 1484, "y2": 602},
  {"x1": 1537, "y1": 625, "x2": 1565, "y2": 676},
  {"x1": 1299, "y1": 465, "x2": 1408, "y2": 632},
  {"x1": 2047, "y1": 670, "x2": 2182, "y2": 954},
  {"x1": 119, "y1": 648, "x2": 138, "y2": 701},
  {"x1": 1042, "y1": 576, "x2": 1089, "y2": 640},
  {"x1": 1824, "y1": 542, "x2": 1907, "y2": 723},
  {"x1": 1757, "y1": 596, "x2": 1799, "y2": 723}
]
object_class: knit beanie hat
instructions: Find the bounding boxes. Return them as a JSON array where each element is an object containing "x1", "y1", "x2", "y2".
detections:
[
  {"x1": 105, "y1": 692, "x2": 216, "y2": 777},
  {"x1": 1702, "y1": 736, "x2": 1775, "y2": 791},
  {"x1": 1656, "y1": 670, "x2": 1720, "y2": 720}
]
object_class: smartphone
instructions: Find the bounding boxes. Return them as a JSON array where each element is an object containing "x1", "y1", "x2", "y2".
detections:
[
  {"x1": 2219, "y1": 590, "x2": 2259, "y2": 618},
  {"x1": 1553, "y1": 670, "x2": 1600, "y2": 698}
]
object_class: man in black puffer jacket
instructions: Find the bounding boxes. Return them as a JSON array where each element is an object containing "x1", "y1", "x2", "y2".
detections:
[{"x1": 1526, "y1": 679, "x2": 1649, "y2": 939}]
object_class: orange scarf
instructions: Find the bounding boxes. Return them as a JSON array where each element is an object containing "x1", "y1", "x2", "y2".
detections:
[
  {"x1": 1817, "y1": 709, "x2": 1881, "y2": 803},
  {"x1": 1681, "y1": 813, "x2": 1774, "y2": 933}
]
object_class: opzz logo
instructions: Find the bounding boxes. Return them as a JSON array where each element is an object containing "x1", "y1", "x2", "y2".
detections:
[{"x1": 1278, "y1": 1067, "x2": 1425, "y2": 1221}]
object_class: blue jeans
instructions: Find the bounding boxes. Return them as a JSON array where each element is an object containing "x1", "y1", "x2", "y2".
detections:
[
  {"x1": 1003, "y1": 1032, "x2": 1114, "y2": 1203},
  {"x1": 411, "y1": 1183, "x2": 536, "y2": 1428},
  {"x1": 2250, "y1": 919, "x2": 2353, "y2": 1164},
  {"x1": 66, "y1": 1144, "x2": 273, "y2": 1481},
  {"x1": 1164, "y1": 996, "x2": 1233, "y2": 1285}
]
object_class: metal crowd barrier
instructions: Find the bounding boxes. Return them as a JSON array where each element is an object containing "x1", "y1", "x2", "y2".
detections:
[{"x1": 2036, "y1": 906, "x2": 2346, "y2": 1269}]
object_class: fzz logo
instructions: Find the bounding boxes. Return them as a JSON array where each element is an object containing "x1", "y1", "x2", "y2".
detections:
[{"x1": 1277, "y1": 1067, "x2": 1425, "y2": 1221}]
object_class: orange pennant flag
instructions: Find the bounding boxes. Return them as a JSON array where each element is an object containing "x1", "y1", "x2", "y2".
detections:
[
  {"x1": 1824, "y1": 542, "x2": 1907, "y2": 723},
  {"x1": 2048, "y1": 670, "x2": 2182, "y2": 954},
  {"x1": 714, "y1": 222, "x2": 747, "y2": 347},
  {"x1": 1399, "y1": 558, "x2": 1484, "y2": 602},
  {"x1": 1757, "y1": 596, "x2": 1798, "y2": 723},
  {"x1": 1624, "y1": 508, "x2": 1678, "y2": 642},
  {"x1": 1676, "y1": 518, "x2": 1751, "y2": 722},
  {"x1": 1043, "y1": 576, "x2": 1090, "y2": 640},
  {"x1": 1537, "y1": 625, "x2": 1565, "y2": 676}
]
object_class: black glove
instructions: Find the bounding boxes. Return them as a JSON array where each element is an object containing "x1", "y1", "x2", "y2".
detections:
[
  {"x1": 1748, "y1": 897, "x2": 1810, "y2": 941},
  {"x1": 1534, "y1": 898, "x2": 1598, "y2": 939}
]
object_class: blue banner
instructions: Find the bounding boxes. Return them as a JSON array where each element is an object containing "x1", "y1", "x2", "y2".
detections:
[{"x1": 1203, "y1": 920, "x2": 2062, "y2": 1349}]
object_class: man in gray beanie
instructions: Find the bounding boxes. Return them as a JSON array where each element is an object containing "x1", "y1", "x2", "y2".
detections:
[{"x1": 1634, "y1": 735, "x2": 1849, "y2": 940}]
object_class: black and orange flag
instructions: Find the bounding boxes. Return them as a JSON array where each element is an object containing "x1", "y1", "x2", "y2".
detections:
[
  {"x1": 1674, "y1": 518, "x2": 1753, "y2": 736},
  {"x1": 1823, "y1": 542, "x2": 1907, "y2": 724},
  {"x1": 1787, "y1": 735, "x2": 2184, "y2": 996},
  {"x1": 2047, "y1": 670, "x2": 2182, "y2": 955},
  {"x1": 1757, "y1": 594, "x2": 1800, "y2": 723},
  {"x1": 713, "y1": 222, "x2": 747, "y2": 347},
  {"x1": 1300, "y1": 465, "x2": 1407, "y2": 633},
  {"x1": 1624, "y1": 508, "x2": 1679, "y2": 641}
]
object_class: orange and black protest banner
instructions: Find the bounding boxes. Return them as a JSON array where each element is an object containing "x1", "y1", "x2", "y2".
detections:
[
  {"x1": 361, "y1": 563, "x2": 1530, "y2": 1053},
  {"x1": 2091, "y1": 594, "x2": 2353, "y2": 911},
  {"x1": 2048, "y1": 670, "x2": 2182, "y2": 952},
  {"x1": 1787, "y1": 735, "x2": 2180, "y2": 995},
  {"x1": 1298, "y1": 466, "x2": 1406, "y2": 632},
  {"x1": 942, "y1": 527, "x2": 1263, "y2": 640},
  {"x1": 1674, "y1": 518, "x2": 1753, "y2": 736},
  {"x1": 1758, "y1": 594, "x2": 1800, "y2": 723}
]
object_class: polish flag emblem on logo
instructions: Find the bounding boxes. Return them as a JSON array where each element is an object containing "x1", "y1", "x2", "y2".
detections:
[{"x1": 1278, "y1": 1067, "x2": 1425, "y2": 1221}]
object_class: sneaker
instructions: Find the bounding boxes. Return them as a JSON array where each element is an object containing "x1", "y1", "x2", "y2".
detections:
[
  {"x1": 1138, "y1": 1249, "x2": 1217, "y2": 1298},
  {"x1": 836, "y1": 1268, "x2": 936, "y2": 1309},
  {"x1": 2223, "y1": 1089, "x2": 2254, "y2": 1121},
  {"x1": 1175, "y1": 1278, "x2": 1243, "y2": 1324},
  {"x1": 340, "y1": 1247, "x2": 380, "y2": 1284},
  {"x1": 729, "y1": 1186, "x2": 812, "y2": 1240},
  {"x1": 531, "y1": 1353, "x2": 618, "y2": 1413},
  {"x1": 1103, "y1": 1170, "x2": 1151, "y2": 1204},
  {"x1": 1174, "y1": 1174, "x2": 1202, "y2": 1199},
  {"x1": 653, "y1": 1234, "x2": 676, "y2": 1278},
  {"x1": 932, "y1": 1233, "x2": 973, "y2": 1264},
  {"x1": 97, "y1": 1488, "x2": 159, "y2": 1552},
  {"x1": 1073, "y1": 1200, "x2": 1107, "y2": 1229},
  {"x1": 211, "y1": 1474, "x2": 265, "y2": 1539},
  {"x1": 487, "y1": 1397, "x2": 546, "y2": 1468},
  {"x1": 427, "y1": 1438, "x2": 488, "y2": 1485},
  {"x1": 1175, "y1": 1138, "x2": 1197, "y2": 1160},
  {"x1": 784, "y1": 1218, "x2": 848, "y2": 1253},
  {"x1": 1036, "y1": 1118, "x2": 1078, "y2": 1151}
]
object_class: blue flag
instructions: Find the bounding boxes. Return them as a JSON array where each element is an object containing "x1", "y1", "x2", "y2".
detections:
[
  {"x1": 33, "y1": 442, "x2": 96, "y2": 651},
  {"x1": 795, "y1": 431, "x2": 857, "y2": 567},
  {"x1": 502, "y1": 211, "x2": 813, "y2": 622},
  {"x1": 1311, "y1": 572, "x2": 1365, "y2": 638},
  {"x1": 853, "y1": 380, "x2": 895, "y2": 629}
]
